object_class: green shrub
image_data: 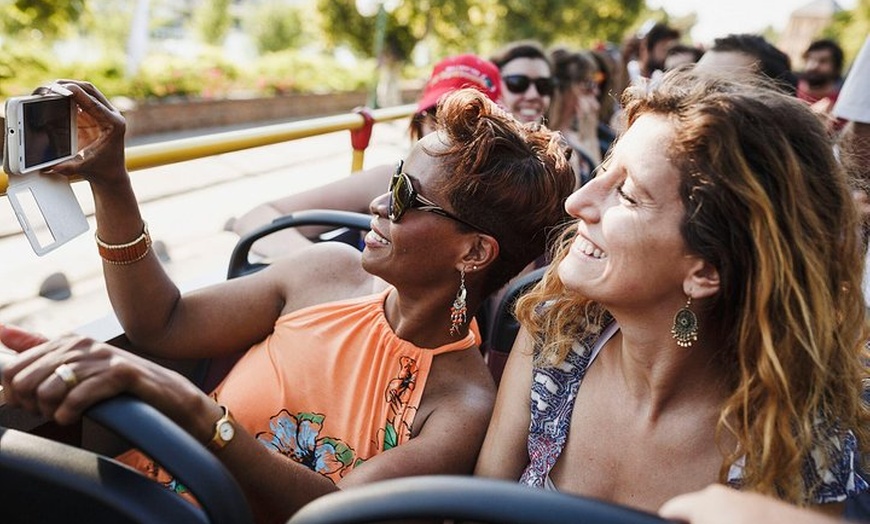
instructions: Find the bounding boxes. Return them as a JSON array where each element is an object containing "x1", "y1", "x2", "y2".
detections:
[
  {"x1": 0, "y1": 42, "x2": 55, "y2": 97},
  {"x1": 0, "y1": 42, "x2": 373, "y2": 103},
  {"x1": 127, "y1": 51, "x2": 241, "y2": 100},
  {"x1": 249, "y1": 50, "x2": 372, "y2": 95}
]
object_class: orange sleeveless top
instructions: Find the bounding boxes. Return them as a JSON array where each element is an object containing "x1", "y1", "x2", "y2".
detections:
[{"x1": 120, "y1": 287, "x2": 477, "y2": 488}]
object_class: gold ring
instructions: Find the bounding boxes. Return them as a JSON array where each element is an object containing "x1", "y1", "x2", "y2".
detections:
[{"x1": 53, "y1": 363, "x2": 78, "y2": 389}]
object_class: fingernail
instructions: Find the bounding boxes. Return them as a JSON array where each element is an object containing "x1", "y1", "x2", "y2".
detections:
[{"x1": 47, "y1": 83, "x2": 73, "y2": 97}]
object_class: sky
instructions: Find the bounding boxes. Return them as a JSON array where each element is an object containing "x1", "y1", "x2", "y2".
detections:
[{"x1": 646, "y1": 0, "x2": 858, "y2": 46}]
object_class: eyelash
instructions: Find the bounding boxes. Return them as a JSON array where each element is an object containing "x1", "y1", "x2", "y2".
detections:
[{"x1": 616, "y1": 182, "x2": 637, "y2": 205}]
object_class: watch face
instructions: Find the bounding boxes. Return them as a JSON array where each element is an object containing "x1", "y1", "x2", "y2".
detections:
[{"x1": 218, "y1": 421, "x2": 235, "y2": 442}]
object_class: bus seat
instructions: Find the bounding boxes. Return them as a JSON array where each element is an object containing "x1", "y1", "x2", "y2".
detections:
[{"x1": 481, "y1": 266, "x2": 547, "y2": 385}]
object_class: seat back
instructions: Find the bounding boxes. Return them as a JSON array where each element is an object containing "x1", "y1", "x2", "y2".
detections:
[
  {"x1": 227, "y1": 209, "x2": 373, "y2": 279},
  {"x1": 186, "y1": 210, "x2": 376, "y2": 393},
  {"x1": 208, "y1": 210, "x2": 547, "y2": 389},
  {"x1": 482, "y1": 266, "x2": 547, "y2": 385}
]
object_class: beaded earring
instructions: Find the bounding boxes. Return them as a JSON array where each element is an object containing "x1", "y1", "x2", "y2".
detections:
[
  {"x1": 671, "y1": 295, "x2": 699, "y2": 348},
  {"x1": 449, "y1": 269, "x2": 468, "y2": 336}
]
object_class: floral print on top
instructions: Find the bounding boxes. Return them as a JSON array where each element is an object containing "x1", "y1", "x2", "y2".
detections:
[
  {"x1": 520, "y1": 321, "x2": 868, "y2": 503},
  {"x1": 118, "y1": 287, "x2": 477, "y2": 488}
]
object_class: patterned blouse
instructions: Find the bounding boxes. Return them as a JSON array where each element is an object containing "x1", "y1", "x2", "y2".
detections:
[
  {"x1": 519, "y1": 321, "x2": 868, "y2": 503},
  {"x1": 119, "y1": 287, "x2": 478, "y2": 495}
]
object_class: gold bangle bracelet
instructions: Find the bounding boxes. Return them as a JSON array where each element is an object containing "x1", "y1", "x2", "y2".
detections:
[{"x1": 95, "y1": 222, "x2": 152, "y2": 265}]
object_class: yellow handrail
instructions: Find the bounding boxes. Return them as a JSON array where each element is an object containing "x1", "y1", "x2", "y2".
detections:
[{"x1": 0, "y1": 103, "x2": 415, "y2": 196}]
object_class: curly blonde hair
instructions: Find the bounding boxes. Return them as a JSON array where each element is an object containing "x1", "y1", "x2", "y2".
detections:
[{"x1": 516, "y1": 69, "x2": 870, "y2": 505}]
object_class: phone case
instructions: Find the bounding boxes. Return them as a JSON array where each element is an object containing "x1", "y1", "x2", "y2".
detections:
[
  {"x1": 3, "y1": 94, "x2": 77, "y2": 177},
  {"x1": 6, "y1": 172, "x2": 89, "y2": 256},
  {"x1": 3, "y1": 98, "x2": 21, "y2": 176},
  {"x1": 3, "y1": 93, "x2": 87, "y2": 255}
]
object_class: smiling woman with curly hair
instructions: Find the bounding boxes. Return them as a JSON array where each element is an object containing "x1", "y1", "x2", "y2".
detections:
[{"x1": 477, "y1": 68, "x2": 869, "y2": 518}]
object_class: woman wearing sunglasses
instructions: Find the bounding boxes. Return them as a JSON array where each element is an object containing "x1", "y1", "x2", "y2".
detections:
[
  {"x1": 548, "y1": 47, "x2": 604, "y2": 187},
  {"x1": 230, "y1": 53, "x2": 503, "y2": 259},
  {"x1": 0, "y1": 84, "x2": 575, "y2": 520},
  {"x1": 490, "y1": 40, "x2": 555, "y2": 125}
]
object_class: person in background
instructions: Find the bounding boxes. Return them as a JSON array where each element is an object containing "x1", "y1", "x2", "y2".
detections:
[
  {"x1": 475, "y1": 68, "x2": 868, "y2": 517},
  {"x1": 592, "y1": 43, "x2": 631, "y2": 134},
  {"x1": 696, "y1": 33, "x2": 797, "y2": 95},
  {"x1": 587, "y1": 48, "x2": 620, "y2": 159},
  {"x1": 626, "y1": 21, "x2": 680, "y2": 84},
  {"x1": 798, "y1": 38, "x2": 844, "y2": 107},
  {"x1": 797, "y1": 38, "x2": 847, "y2": 132},
  {"x1": 829, "y1": 38, "x2": 870, "y2": 521},
  {"x1": 547, "y1": 47, "x2": 601, "y2": 186},
  {"x1": 663, "y1": 43, "x2": 704, "y2": 71},
  {"x1": 230, "y1": 54, "x2": 502, "y2": 258},
  {"x1": 490, "y1": 40, "x2": 555, "y2": 126},
  {"x1": 832, "y1": 36, "x2": 870, "y2": 307},
  {"x1": 0, "y1": 85, "x2": 576, "y2": 521}
]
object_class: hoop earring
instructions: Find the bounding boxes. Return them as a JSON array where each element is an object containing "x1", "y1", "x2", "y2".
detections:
[
  {"x1": 671, "y1": 295, "x2": 698, "y2": 348},
  {"x1": 449, "y1": 269, "x2": 468, "y2": 336}
]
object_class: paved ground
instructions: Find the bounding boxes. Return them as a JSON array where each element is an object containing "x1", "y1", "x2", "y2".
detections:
[{"x1": 0, "y1": 119, "x2": 410, "y2": 340}]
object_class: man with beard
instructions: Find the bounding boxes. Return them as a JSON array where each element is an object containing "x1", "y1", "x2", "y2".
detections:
[
  {"x1": 798, "y1": 39, "x2": 844, "y2": 106},
  {"x1": 627, "y1": 22, "x2": 680, "y2": 84}
]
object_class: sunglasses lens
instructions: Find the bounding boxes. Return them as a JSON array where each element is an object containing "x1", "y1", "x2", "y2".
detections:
[
  {"x1": 390, "y1": 173, "x2": 411, "y2": 221},
  {"x1": 504, "y1": 75, "x2": 553, "y2": 96},
  {"x1": 504, "y1": 75, "x2": 530, "y2": 94},
  {"x1": 534, "y1": 78, "x2": 554, "y2": 96}
]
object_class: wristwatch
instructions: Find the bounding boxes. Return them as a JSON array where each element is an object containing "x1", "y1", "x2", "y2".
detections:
[{"x1": 206, "y1": 405, "x2": 236, "y2": 452}]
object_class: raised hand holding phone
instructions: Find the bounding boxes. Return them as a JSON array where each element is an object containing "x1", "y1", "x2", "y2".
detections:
[{"x1": 3, "y1": 83, "x2": 88, "y2": 255}]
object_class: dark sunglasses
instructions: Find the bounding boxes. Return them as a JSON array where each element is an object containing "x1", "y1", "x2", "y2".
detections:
[
  {"x1": 503, "y1": 74, "x2": 556, "y2": 96},
  {"x1": 389, "y1": 160, "x2": 493, "y2": 236}
]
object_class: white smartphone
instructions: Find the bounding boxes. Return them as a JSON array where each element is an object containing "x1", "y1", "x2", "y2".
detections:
[
  {"x1": 4, "y1": 91, "x2": 77, "y2": 176},
  {"x1": 2, "y1": 88, "x2": 88, "y2": 256}
]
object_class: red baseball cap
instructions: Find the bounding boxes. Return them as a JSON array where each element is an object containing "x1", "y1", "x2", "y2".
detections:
[{"x1": 416, "y1": 54, "x2": 502, "y2": 113}]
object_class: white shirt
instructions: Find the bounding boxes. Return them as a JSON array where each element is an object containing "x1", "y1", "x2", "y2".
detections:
[{"x1": 833, "y1": 36, "x2": 870, "y2": 124}]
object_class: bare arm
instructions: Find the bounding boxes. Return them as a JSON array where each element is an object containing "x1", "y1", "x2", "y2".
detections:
[
  {"x1": 659, "y1": 484, "x2": 847, "y2": 524},
  {"x1": 49, "y1": 80, "x2": 371, "y2": 360},
  {"x1": 474, "y1": 328, "x2": 535, "y2": 480},
  {"x1": 231, "y1": 164, "x2": 393, "y2": 259},
  {"x1": 0, "y1": 328, "x2": 495, "y2": 521}
]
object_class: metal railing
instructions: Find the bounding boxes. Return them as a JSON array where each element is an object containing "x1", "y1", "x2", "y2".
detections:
[{"x1": 0, "y1": 103, "x2": 416, "y2": 196}]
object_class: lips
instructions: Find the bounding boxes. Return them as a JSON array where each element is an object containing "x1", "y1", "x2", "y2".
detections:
[{"x1": 366, "y1": 222, "x2": 391, "y2": 246}]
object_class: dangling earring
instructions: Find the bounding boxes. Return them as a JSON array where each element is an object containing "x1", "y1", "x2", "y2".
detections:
[
  {"x1": 449, "y1": 269, "x2": 468, "y2": 336},
  {"x1": 671, "y1": 295, "x2": 699, "y2": 348}
]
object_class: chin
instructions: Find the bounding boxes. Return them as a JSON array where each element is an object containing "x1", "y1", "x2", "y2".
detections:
[
  {"x1": 360, "y1": 250, "x2": 376, "y2": 273},
  {"x1": 556, "y1": 259, "x2": 586, "y2": 294}
]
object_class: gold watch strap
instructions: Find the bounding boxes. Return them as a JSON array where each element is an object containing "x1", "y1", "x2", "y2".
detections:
[{"x1": 206, "y1": 404, "x2": 235, "y2": 451}]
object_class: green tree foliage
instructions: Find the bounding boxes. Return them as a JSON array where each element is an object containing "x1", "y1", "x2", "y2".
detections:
[
  {"x1": 491, "y1": 0, "x2": 644, "y2": 48},
  {"x1": 824, "y1": 0, "x2": 870, "y2": 65},
  {"x1": 243, "y1": 0, "x2": 306, "y2": 53},
  {"x1": 316, "y1": 0, "x2": 644, "y2": 62},
  {"x1": 193, "y1": 0, "x2": 232, "y2": 45},
  {"x1": 79, "y1": 0, "x2": 135, "y2": 48},
  {"x1": 316, "y1": 0, "x2": 419, "y2": 62},
  {"x1": 0, "y1": 0, "x2": 86, "y2": 40}
]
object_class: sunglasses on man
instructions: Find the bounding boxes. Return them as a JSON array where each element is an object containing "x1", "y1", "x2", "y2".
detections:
[
  {"x1": 388, "y1": 160, "x2": 494, "y2": 237},
  {"x1": 502, "y1": 74, "x2": 556, "y2": 96}
]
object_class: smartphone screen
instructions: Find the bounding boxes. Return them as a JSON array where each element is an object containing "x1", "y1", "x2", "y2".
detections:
[{"x1": 22, "y1": 96, "x2": 73, "y2": 170}]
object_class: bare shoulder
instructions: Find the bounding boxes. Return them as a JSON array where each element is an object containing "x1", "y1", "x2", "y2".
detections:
[
  {"x1": 267, "y1": 242, "x2": 375, "y2": 313},
  {"x1": 413, "y1": 348, "x2": 497, "y2": 436}
]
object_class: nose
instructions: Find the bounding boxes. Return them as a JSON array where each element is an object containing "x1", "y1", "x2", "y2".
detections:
[
  {"x1": 525, "y1": 83, "x2": 542, "y2": 99},
  {"x1": 370, "y1": 192, "x2": 390, "y2": 218},
  {"x1": 564, "y1": 176, "x2": 603, "y2": 222}
]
